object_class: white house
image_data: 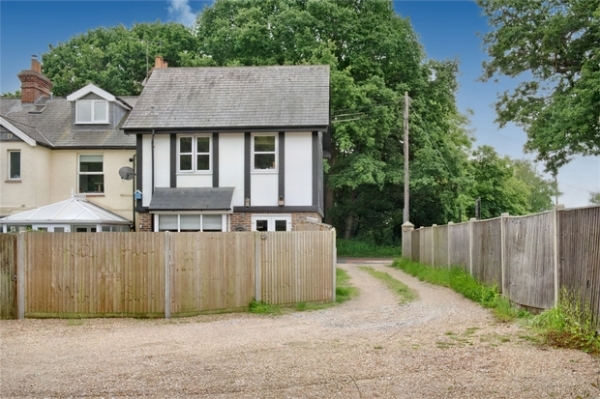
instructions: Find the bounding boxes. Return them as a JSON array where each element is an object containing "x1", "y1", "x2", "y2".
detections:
[
  {"x1": 122, "y1": 63, "x2": 330, "y2": 232},
  {"x1": 0, "y1": 57, "x2": 136, "y2": 223}
]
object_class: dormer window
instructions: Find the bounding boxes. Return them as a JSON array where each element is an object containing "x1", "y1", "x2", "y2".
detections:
[{"x1": 76, "y1": 99, "x2": 108, "y2": 123}]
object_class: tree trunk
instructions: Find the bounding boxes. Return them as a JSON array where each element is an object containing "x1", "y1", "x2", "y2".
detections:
[{"x1": 343, "y1": 190, "x2": 357, "y2": 240}]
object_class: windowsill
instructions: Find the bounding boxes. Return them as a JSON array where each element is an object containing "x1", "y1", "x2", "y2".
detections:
[
  {"x1": 80, "y1": 193, "x2": 105, "y2": 197},
  {"x1": 5, "y1": 179, "x2": 22, "y2": 183},
  {"x1": 75, "y1": 121, "x2": 110, "y2": 125},
  {"x1": 251, "y1": 170, "x2": 278, "y2": 174},
  {"x1": 177, "y1": 171, "x2": 212, "y2": 175}
]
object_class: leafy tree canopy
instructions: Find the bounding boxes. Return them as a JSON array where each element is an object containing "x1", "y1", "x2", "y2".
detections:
[
  {"x1": 42, "y1": 22, "x2": 200, "y2": 96},
  {"x1": 590, "y1": 192, "x2": 600, "y2": 205},
  {"x1": 477, "y1": 0, "x2": 600, "y2": 173}
]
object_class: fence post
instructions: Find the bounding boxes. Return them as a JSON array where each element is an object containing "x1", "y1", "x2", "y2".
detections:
[
  {"x1": 402, "y1": 221, "x2": 414, "y2": 260},
  {"x1": 332, "y1": 229, "x2": 337, "y2": 302},
  {"x1": 447, "y1": 222, "x2": 453, "y2": 268},
  {"x1": 17, "y1": 233, "x2": 25, "y2": 320},
  {"x1": 431, "y1": 224, "x2": 437, "y2": 266},
  {"x1": 254, "y1": 232, "x2": 262, "y2": 302},
  {"x1": 164, "y1": 232, "x2": 171, "y2": 319},
  {"x1": 553, "y1": 205, "x2": 564, "y2": 307},
  {"x1": 500, "y1": 213, "x2": 509, "y2": 295},
  {"x1": 469, "y1": 218, "x2": 476, "y2": 276}
]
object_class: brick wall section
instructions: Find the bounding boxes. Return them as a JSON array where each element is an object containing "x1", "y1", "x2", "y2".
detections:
[
  {"x1": 137, "y1": 212, "x2": 153, "y2": 232},
  {"x1": 229, "y1": 211, "x2": 322, "y2": 231}
]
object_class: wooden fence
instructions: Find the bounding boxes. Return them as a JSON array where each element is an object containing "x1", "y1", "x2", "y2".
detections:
[
  {"x1": 0, "y1": 231, "x2": 336, "y2": 319},
  {"x1": 403, "y1": 205, "x2": 600, "y2": 325}
]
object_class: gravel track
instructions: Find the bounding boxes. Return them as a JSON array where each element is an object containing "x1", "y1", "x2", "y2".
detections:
[{"x1": 1, "y1": 263, "x2": 599, "y2": 398}]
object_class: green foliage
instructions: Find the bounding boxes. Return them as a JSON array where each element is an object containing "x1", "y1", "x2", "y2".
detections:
[
  {"x1": 336, "y1": 239, "x2": 401, "y2": 258},
  {"x1": 1, "y1": 90, "x2": 20, "y2": 98},
  {"x1": 477, "y1": 0, "x2": 600, "y2": 172},
  {"x1": 196, "y1": 0, "x2": 474, "y2": 240},
  {"x1": 335, "y1": 267, "x2": 359, "y2": 304},
  {"x1": 512, "y1": 159, "x2": 557, "y2": 213},
  {"x1": 590, "y1": 192, "x2": 600, "y2": 205},
  {"x1": 532, "y1": 289, "x2": 600, "y2": 354},
  {"x1": 391, "y1": 258, "x2": 530, "y2": 322},
  {"x1": 42, "y1": 22, "x2": 199, "y2": 96},
  {"x1": 248, "y1": 299, "x2": 281, "y2": 315},
  {"x1": 358, "y1": 266, "x2": 416, "y2": 304}
]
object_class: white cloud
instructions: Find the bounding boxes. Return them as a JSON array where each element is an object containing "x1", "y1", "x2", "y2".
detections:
[{"x1": 168, "y1": 0, "x2": 197, "y2": 28}]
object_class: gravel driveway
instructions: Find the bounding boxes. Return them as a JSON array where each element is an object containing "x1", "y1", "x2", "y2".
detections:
[{"x1": 1, "y1": 263, "x2": 599, "y2": 398}]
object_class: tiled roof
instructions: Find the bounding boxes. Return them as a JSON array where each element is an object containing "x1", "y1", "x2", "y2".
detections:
[
  {"x1": 0, "y1": 97, "x2": 135, "y2": 148},
  {"x1": 149, "y1": 187, "x2": 235, "y2": 211},
  {"x1": 123, "y1": 65, "x2": 330, "y2": 130}
]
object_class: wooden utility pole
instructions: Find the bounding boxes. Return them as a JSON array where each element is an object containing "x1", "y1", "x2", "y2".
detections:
[{"x1": 403, "y1": 91, "x2": 410, "y2": 223}]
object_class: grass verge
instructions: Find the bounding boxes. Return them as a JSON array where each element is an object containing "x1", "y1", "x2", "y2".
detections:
[
  {"x1": 391, "y1": 258, "x2": 529, "y2": 322},
  {"x1": 358, "y1": 266, "x2": 416, "y2": 305},
  {"x1": 248, "y1": 268, "x2": 359, "y2": 315},
  {"x1": 335, "y1": 267, "x2": 359, "y2": 304},
  {"x1": 336, "y1": 239, "x2": 401, "y2": 258},
  {"x1": 392, "y1": 258, "x2": 600, "y2": 354}
]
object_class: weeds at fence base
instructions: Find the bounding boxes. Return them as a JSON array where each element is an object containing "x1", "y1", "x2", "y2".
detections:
[{"x1": 532, "y1": 289, "x2": 600, "y2": 355}]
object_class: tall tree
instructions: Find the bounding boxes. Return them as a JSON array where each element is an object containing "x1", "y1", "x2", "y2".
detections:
[
  {"x1": 41, "y1": 22, "x2": 200, "y2": 96},
  {"x1": 468, "y1": 146, "x2": 530, "y2": 218},
  {"x1": 512, "y1": 159, "x2": 557, "y2": 212},
  {"x1": 196, "y1": 0, "x2": 473, "y2": 239},
  {"x1": 477, "y1": 0, "x2": 600, "y2": 172}
]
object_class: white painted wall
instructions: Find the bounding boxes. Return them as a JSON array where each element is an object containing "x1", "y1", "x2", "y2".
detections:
[
  {"x1": 153, "y1": 135, "x2": 171, "y2": 188},
  {"x1": 219, "y1": 133, "x2": 245, "y2": 207},
  {"x1": 177, "y1": 174, "x2": 212, "y2": 187},
  {"x1": 142, "y1": 135, "x2": 153, "y2": 207},
  {"x1": 284, "y1": 132, "x2": 313, "y2": 206},
  {"x1": 251, "y1": 173, "x2": 278, "y2": 206},
  {"x1": 0, "y1": 141, "x2": 52, "y2": 216}
]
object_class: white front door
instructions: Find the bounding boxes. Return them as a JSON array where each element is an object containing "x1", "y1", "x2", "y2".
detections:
[{"x1": 251, "y1": 215, "x2": 291, "y2": 232}]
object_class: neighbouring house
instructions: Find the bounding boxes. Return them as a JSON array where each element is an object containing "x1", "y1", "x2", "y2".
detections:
[
  {"x1": 0, "y1": 195, "x2": 131, "y2": 232},
  {"x1": 122, "y1": 61, "x2": 330, "y2": 232},
  {"x1": 0, "y1": 56, "x2": 136, "y2": 224}
]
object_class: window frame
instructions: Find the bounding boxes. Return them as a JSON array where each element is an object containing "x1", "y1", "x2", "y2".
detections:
[
  {"x1": 78, "y1": 154, "x2": 104, "y2": 194},
  {"x1": 177, "y1": 134, "x2": 212, "y2": 173},
  {"x1": 7, "y1": 150, "x2": 21, "y2": 180},
  {"x1": 75, "y1": 99, "x2": 109, "y2": 124},
  {"x1": 252, "y1": 133, "x2": 278, "y2": 172},
  {"x1": 155, "y1": 213, "x2": 226, "y2": 232}
]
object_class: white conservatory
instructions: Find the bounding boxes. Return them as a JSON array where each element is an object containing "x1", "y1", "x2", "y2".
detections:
[{"x1": 0, "y1": 196, "x2": 131, "y2": 233}]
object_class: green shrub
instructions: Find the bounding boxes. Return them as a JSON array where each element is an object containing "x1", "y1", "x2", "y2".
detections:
[{"x1": 336, "y1": 239, "x2": 401, "y2": 258}]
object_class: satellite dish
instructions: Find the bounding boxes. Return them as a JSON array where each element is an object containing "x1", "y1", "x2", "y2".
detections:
[{"x1": 118, "y1": 166, "x2": 135, "y2": 181}]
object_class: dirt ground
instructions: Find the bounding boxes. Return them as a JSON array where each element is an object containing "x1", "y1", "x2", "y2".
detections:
[{"x1": 1, "y1": 263, "x2": 599, "y2": 399}]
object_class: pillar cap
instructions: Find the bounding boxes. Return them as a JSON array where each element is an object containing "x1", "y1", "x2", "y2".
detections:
[{"x1": 401, "y1": 221, "x2": 414, "y2": 228}]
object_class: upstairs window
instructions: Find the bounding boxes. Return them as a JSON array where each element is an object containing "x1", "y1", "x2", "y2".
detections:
[
  {"x1": 8, "y1": 150, "x2": 20, "y2": 180},
  {"x1": 253, "y1": 134, "x2": 276, "y2": 171},
  {"x1": 178, "y1": 135, "x2": 211, "y2": 173},
  {"x1": 79, "y1": 155, "x2": 104, "y2": 193},
  {"x1": 76, "y1": 100, "x2": 108, "y2": 123}
]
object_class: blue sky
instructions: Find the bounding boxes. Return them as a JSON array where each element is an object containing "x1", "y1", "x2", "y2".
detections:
[{"x1": 1, "y1": 0, "x2": 598, "y2": 208}]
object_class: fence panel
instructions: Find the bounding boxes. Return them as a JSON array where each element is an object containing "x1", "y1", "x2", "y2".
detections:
[
  {"x1": 26, "y1": 233, "x2": 165, "y2": 317},
  {"x1": 504, "y1": 212, "x2": 555, "y2": 309},
  {"x1": 411, "y1": 230, "x2": 420, "y2": 262},
  {"x1": 559, "y1": 206, "x2": 600, "y2": 326},
  {"x1": 0, "y1": 234, "x2": 17, "y2": 319},
  {"x1": 472, "y1": 219, "x2": 502, "y2": 287},
  {"x1": 433, "y1": 225, "x2": 448, "y2": 267},
  {"x1": 170, "y1": 232, "x2": 255, "y2": 314},
  {"x1": 448, "y1": 222, "x2": 470, "y2": 271},
  {"x1": 261, "y1": 231, "x2": 334, "y2": 304},
  {"x1": 420, "y1": 227, "x2": 434, "y2": 266}
]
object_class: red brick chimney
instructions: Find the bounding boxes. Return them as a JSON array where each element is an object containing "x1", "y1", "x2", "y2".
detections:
[
  {"x1": 154, "y1": 56, "x2": 168, "y2": 69},
  {"x1": 18, "y1": 56, "x2": 53, "y2": 104}
]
